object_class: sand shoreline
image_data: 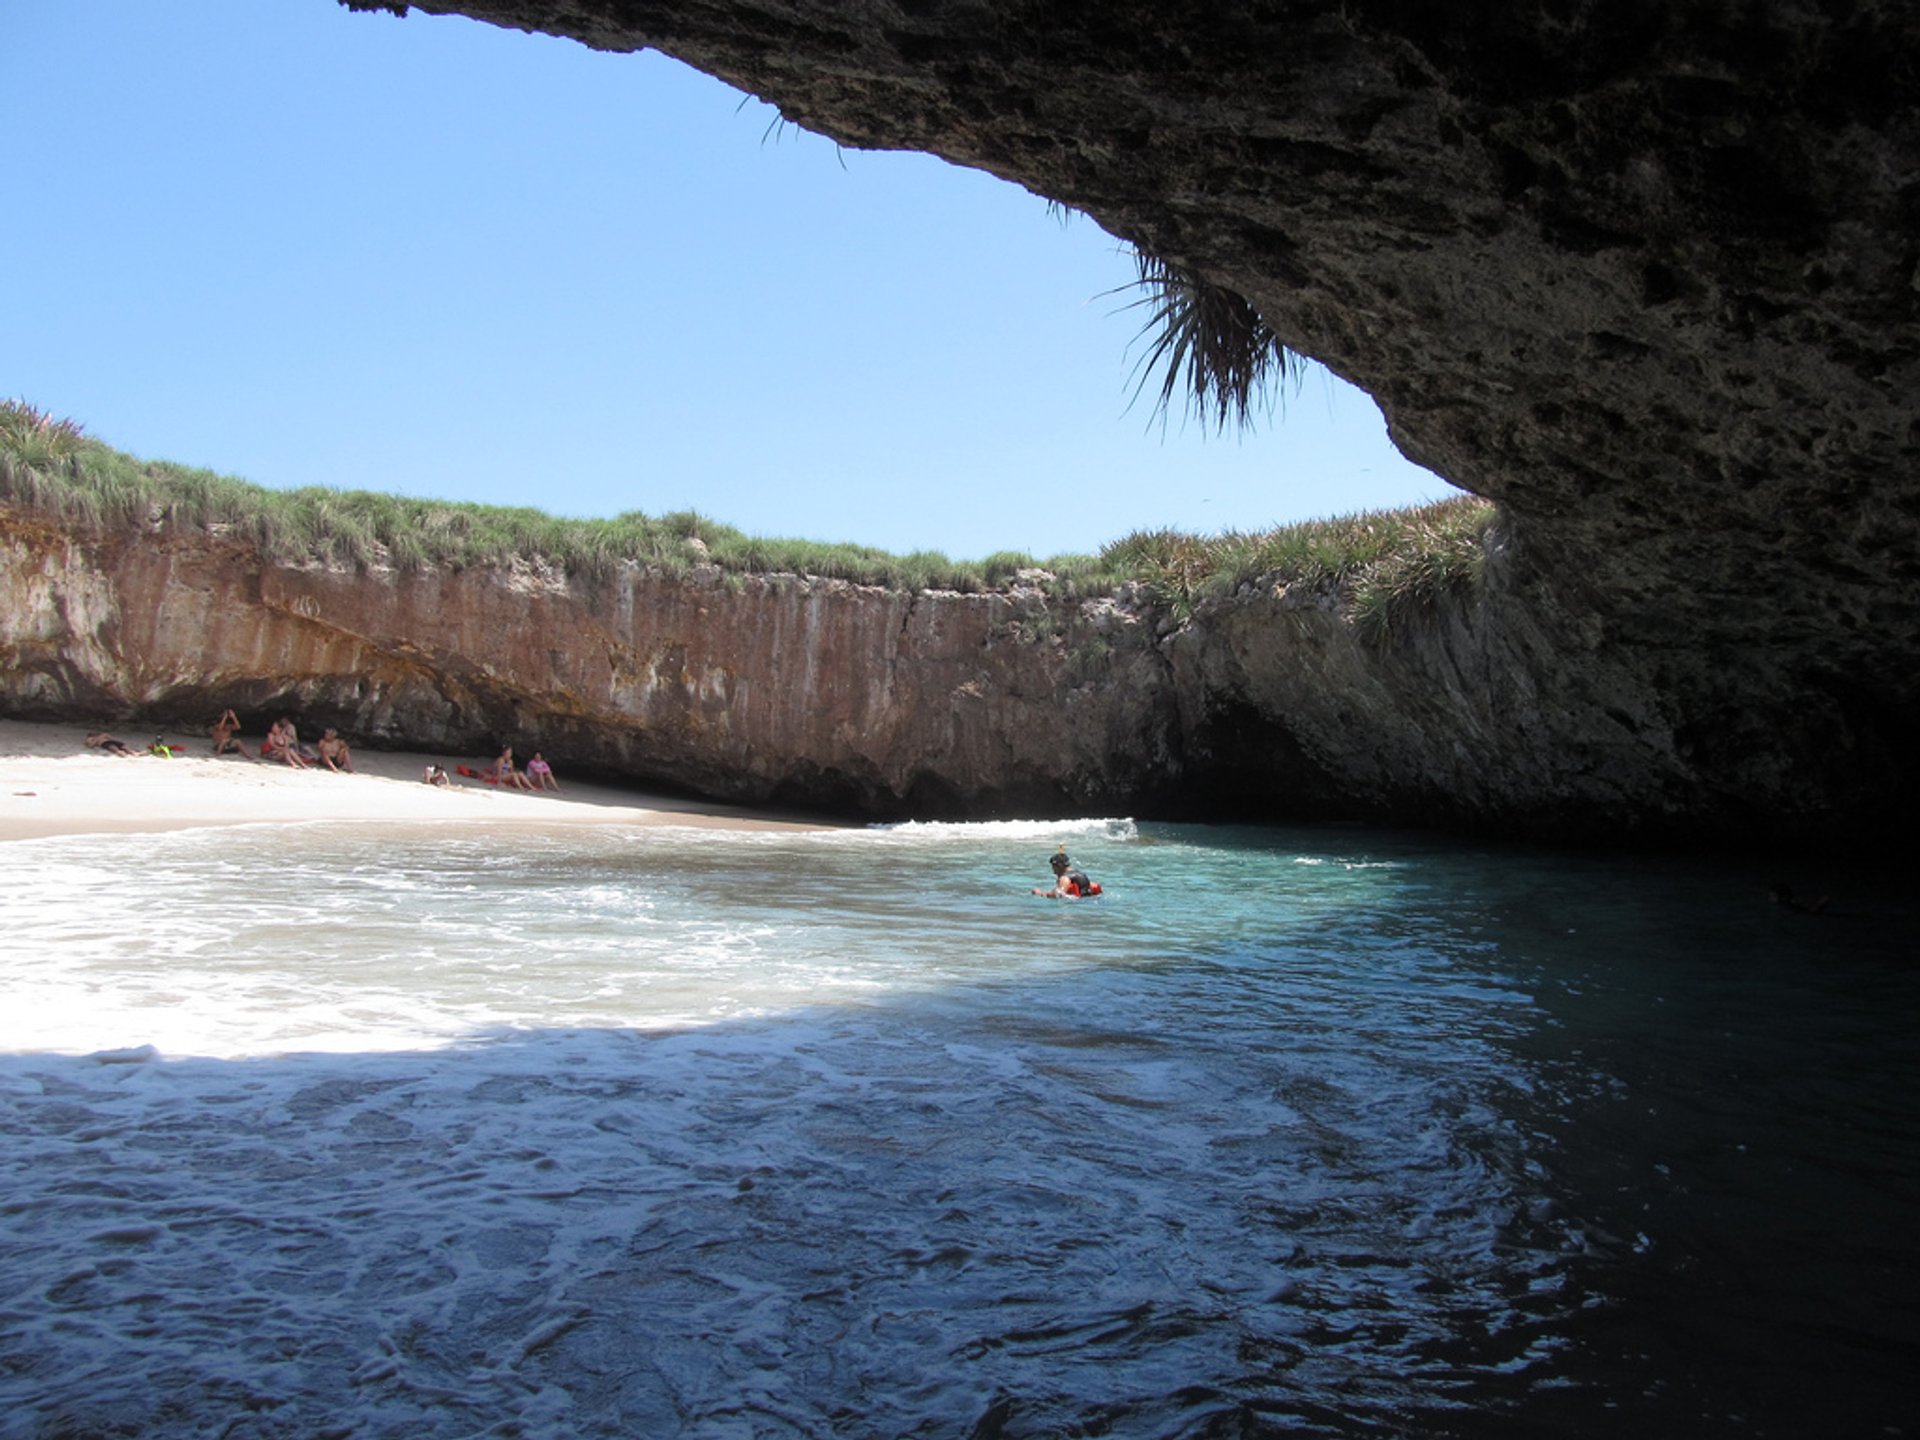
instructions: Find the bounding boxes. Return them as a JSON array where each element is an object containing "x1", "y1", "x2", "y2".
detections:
[{"x1": 0, "y1": 719, "x2": 834, "y2": 842}]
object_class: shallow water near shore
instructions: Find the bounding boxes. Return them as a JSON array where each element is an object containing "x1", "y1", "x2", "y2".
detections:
[{"x1": 2, "y1": 818, "x2": 1915, "y2": 1438}]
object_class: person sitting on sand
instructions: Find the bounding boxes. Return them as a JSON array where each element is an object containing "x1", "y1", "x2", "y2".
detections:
[
  {"x1": 84, "y1": 732, "x2": 137, "y2": 757},
  {"x1": 260, "y1": 717, "x2": 313, "y2": 768},
  {"x1": 210, "y1": 708, "x2": 250, "y2": 759},
  {"x1": 490, "y1": 745, "x2": 536, "y2": 791},
  {"x1": 147, "y1": 735, "x2": 177, "y2": 758},
  {"x1": 1032, "y1": 846, "x2": 1102, "y2": 899},
  {"x1": 315, "y1": 728, "x2": 354, "y2": 773},
  {"x1": 422, "y1": 764, "x2": 450, "y2": 787},
  {"x1": 292, "y1": 723, "x2": 319, "y2": 765},
  {"x1": 525, "y1": 751, "x2": 559, "y2": 791}
]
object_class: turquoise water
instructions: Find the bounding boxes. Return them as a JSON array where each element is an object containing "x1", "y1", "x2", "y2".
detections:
[{"x1": 2, "y1": 818, "x2": 1914, "y2": 1437}]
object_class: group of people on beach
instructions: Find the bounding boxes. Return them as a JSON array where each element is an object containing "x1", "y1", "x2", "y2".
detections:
[
  {"x1": 435, "y1": 744, "x2": 559, "y2": 792},
  {"x1": 88, "y1": 712, "x2": 355, "y2": 771},
  {"x1": 86, "y1": 718, "x2": 1095, "y2": 894},
  {"x1": 213, "y1": 710, "x2": 356, "y2": 772},
  {"x1": 85, "y1": 712, "x2": 561, "y2": 795},
  {"x1": 489, "y1": 744, "x2": 558, "y2": 790}
]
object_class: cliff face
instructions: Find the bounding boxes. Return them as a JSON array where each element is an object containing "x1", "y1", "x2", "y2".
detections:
[
  {"x1": 0, "y1": 503, "x2": 1869, "y2": 844},
  {"x1": 296, "y1": 0, "x2": 1917, "y2": 842},
  {"x1": 0, "y1": 511, "x2": 1175, "y2": 817},
  {"x1": 9, "y1": 2, "x2": 1915, "y2": 842}
]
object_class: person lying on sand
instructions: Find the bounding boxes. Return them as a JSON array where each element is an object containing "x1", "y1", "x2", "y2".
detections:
[
  {"x1": 315, "y1": 729, "x2": 354, "y2": 773},
  {"x1": 211, "y1": 708, "x2": 250, "y2": 759},
  {"x1": 84, "y1": 732, "x2": 137, "y2": 757}
]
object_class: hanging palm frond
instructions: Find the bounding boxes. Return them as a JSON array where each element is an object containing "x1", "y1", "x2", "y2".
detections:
[{"x1": 1121, "y1": 252, "x2": 1301, "y2": 432}]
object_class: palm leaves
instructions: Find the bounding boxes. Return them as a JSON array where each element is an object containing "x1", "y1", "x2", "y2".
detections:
[{"x1": 1122, "y1": 253, "x2": 1301, "y2": 432}]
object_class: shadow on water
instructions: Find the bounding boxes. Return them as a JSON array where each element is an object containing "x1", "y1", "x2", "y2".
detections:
[{"x1": 2, "y1": 820, "x2": 1916, "y2": 1439}]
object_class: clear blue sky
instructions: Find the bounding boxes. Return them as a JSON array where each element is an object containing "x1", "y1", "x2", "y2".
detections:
[{"x1": 3, "y1": 0, "x2": 1454, "y2": 561}]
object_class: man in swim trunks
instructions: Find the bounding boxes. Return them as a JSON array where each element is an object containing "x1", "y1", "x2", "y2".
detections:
[
  {"x1": 84, "y1": 732, "x2": 137, "y2": 757},
  {"x1": 211, "y1": 708, "x2": 250, "y2": 758},
  {"x1": 315, "y1": 729, "x2": 354, "y2": 773}
]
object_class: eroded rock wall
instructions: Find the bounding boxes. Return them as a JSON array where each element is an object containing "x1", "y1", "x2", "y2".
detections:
[
  {"x1": 327, "y1": 0, "x2": 1920, "y2": 842},
  {"x1": 0, "y1": 512, "x2": 1182, "y2": 816},
  {"x1": 4, "y1": 506, "x2": 1884, "y2": 844}
]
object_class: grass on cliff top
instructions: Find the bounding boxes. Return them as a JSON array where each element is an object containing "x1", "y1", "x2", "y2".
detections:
[
  {"x1": 1, "y1": 398, "x2": 1494, "y2": 629},
  {"x1": 1098, "y1": 499, "x2": 1494, "y2": 639}
]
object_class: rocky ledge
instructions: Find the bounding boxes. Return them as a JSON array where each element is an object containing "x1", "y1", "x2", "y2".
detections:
[
  {"x1": 0, "y1": 495, "x2": 1881, "y2": 847},
  {"x1": 9, "y1": 2, "x2": 1918, "y2": 849},
  {"x1": 315, "y1": 0, "x2": 1917, "y2": 844}
]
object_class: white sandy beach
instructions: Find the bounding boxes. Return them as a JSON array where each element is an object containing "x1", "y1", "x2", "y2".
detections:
[{"x1": 0, "y1": 718, "x2": 830, "y2": 842}]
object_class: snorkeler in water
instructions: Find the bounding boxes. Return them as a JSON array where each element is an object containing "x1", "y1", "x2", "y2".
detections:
[{"x1": 1032, "y1": 845, "x2": 1102, "y2": 899}]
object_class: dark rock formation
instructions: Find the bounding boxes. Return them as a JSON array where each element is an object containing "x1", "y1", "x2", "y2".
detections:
[
  {"x1": 334, "y1": 0, "x2": 1918, "y2": 845},
  {"x1": 0, "y1": 511, "x2": 1179, "y2": 817},
  {"x1": 12, "y1": 3, "x2": 1912, "y2": 845},
  {"x1": 0, "y1": 499, "x2": 1879, "y2": 846}
]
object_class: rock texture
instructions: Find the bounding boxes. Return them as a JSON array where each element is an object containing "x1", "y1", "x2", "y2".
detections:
[
  {"x1": 0, "y1": 500, "x2": 1876, "y2": 845},
  {"x1": 8, "y1": 3, "x2": 1916, "y2": 846},
  {"x1": 0, "y1": 510, "x2": 1174, "y2": 817},
  {"x1": 331, "y1": 0, "x2": 1920, "y2": 843}
]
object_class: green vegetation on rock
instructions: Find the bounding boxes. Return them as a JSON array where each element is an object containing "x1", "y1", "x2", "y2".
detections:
[
  {"x1": 1099, "y1": 497, "x2": 1494, "y2": 635},
  {"x1": 1, "y1": 398, "x2": 1492, "y2": 636}
]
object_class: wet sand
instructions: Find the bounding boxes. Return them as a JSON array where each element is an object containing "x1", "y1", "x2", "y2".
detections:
[{"x1": 0, "y1": 719, "x2": 832, "y2": 841}]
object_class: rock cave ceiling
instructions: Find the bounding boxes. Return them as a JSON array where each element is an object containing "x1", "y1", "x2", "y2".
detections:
[{"x1": 341, "y1": 0, "x2": 1920, "y2": 831}]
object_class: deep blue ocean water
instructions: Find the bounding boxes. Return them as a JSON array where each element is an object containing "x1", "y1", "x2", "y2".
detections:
[{"x1": 2, "y1": 816, "x2": 1914, "y2": 1438}]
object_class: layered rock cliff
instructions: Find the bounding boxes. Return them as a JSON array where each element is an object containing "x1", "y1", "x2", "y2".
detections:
[
  {"x1": 0, "y1": 493, "x2": 1860, "y2": 844},
  {"x1": 0, "y1": 505, "x2": 1172, "y2": 817},
  {"x1": 7, "y1": 3, "x2": 1916, "y2": 846},
  {"x1": 299, "y1": 0, "x2": 1918, "y2": 843}
]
